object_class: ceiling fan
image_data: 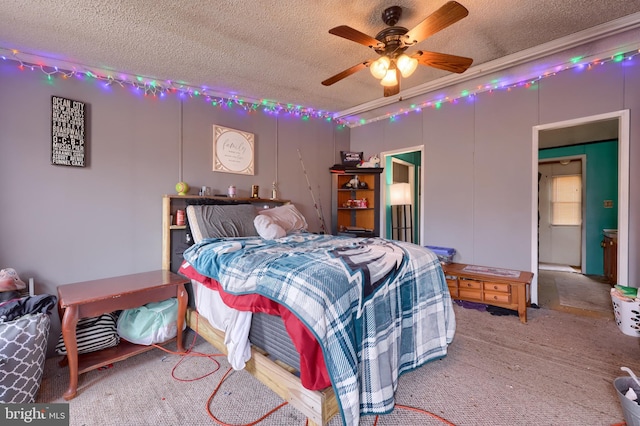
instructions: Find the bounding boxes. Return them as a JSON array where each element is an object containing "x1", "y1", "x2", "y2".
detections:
[{"x1": 321, "y1": 1, "x2": 473, "y2": 97}]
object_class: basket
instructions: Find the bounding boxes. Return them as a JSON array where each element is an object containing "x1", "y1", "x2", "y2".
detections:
[
  {"x1": 611, "y1": 291, "x2": 640, "y2": 337},
  {"x1": 614, "y1": 377, "x2": 640, "y2": 426},
  {"x1": 425, "y1": 246, "x2": 456, "y2": 264}
]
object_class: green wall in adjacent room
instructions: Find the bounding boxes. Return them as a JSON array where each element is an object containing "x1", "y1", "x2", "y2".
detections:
[{"x1": 539, "y1": 140, "x2": 618, "y2": 275}]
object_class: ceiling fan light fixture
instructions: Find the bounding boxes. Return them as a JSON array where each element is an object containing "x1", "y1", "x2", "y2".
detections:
[
  {"x1": 380, "y1": 67, "x2": 398, "y2": 87},
  {"x1": 397, "y1": 54, "x2": 418, "y2": 78},
  {"x1": 370, "y1": 56, "x2": 390, "y2": 79},
  {"x1": 322, "y1": 2, "x2": 472, "y2": 97}
]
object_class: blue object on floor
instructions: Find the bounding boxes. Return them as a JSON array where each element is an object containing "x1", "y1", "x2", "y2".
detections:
[{"x1": 425, "y1": 246, "x2": 456, "y2": 263}]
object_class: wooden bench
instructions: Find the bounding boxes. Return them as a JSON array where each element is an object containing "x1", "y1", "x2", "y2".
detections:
[{"x1": 442, "y1": 263, "x2": 533, "y2": 323}]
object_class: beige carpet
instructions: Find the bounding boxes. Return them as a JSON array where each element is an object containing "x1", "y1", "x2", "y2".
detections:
[{"x1": 34, "y1": 304, "x2": 640, "y2": 426}]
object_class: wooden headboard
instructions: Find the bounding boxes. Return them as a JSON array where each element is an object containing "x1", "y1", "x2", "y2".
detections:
[{"x1": 161, "y1": 195, "x2": 289, "y2": 272}]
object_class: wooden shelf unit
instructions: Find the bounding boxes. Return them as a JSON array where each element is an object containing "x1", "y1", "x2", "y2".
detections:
[
  {"x1": 330, "y1": 168, "x2": 383, "y2": 237},
  {"x1": 60, "y1": 337, "x2": 176, "y2": 375},
  {"x1": 442, "y1": 263, "x2": 533, "y2": 323}
]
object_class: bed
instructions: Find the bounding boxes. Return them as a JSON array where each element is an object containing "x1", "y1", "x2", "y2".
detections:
[{"x1": 171, "y1": 199, "x2": 455, "y2": 426}]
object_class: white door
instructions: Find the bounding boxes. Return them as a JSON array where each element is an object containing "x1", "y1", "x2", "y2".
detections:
[{"x1": 538, "y1": 160, "x2": 583, "y2": 266}]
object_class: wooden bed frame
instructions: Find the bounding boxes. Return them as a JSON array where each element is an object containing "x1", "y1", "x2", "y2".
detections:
[{"x1": 186, "y1": 309, "x2": 338, "y2": 426}]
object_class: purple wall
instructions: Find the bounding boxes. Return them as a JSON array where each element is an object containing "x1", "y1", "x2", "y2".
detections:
[{"x1": 0, "y1": 61, "x2": 348, "y2": 353}]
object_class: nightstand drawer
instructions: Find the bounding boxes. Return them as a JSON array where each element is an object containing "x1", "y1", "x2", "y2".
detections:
[
  {"x1": 459, "y1": 279, "x2": 482, "y2": 289},
  {"x1": 459, "y1": 288, "x2": 482, "y2": 301},
  {"x1": 484, "y1": 291, "x2": 511, "y2": 304},
  {"x1": 484, "y1": 282, "x2": 510, "y2": 293}
]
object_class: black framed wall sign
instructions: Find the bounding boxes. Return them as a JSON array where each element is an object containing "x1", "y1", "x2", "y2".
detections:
[{"x1": 51, "y1": 96, "x2": 86, "y2": 167}]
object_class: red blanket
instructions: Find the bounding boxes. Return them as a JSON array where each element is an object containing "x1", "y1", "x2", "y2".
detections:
[{"x1": 180, "y1": 262, "x2": 331, "y2": 390}]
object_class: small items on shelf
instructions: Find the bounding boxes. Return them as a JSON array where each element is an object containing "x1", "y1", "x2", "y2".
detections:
[
  {"x1": 340, "y1": 175, "x2": 369, "y2": 189},
  {"x1": 342, "y1": 199, "x2": 368, "y2": 208}
]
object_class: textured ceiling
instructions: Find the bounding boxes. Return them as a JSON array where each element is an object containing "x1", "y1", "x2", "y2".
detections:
[{"x1": 2, "y1": 0, "x2": 640, "y2": 116}]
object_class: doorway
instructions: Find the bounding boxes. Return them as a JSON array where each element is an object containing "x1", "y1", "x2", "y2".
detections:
[
  {"x1": 380, "y1": 145, "x2": 424, "y2": 244},
  {"x1": 538, "y1": 156, "x2": 586, "y2": 271},
  {"x1": 537, "y1": 155, "x2": 614, "y2": 317},
  {"x1": 531, "y1": 110, "x2": 630, "y2": 307},
  {"x1": 389, "y1": 158, "x2": 415, "y2": 242}
]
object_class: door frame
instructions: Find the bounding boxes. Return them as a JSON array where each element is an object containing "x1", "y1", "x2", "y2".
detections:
[
  {"x1": 530, "y1": 110, "x2": 629, "y2": 305},
  {"x1": 380, "y1": 145, "x2": 424, "y2": 243},
  {"x1": 390, "y1": 157, "x2": 416, "y2": 242}
]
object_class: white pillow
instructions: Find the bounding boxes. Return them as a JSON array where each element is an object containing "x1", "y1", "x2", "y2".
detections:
[
  {"x1": 254, "y1": 215, "x2": 286, "y2": 240},
  {"x1": 257, "y1": 204, "x2": 308, "y2": 234}
]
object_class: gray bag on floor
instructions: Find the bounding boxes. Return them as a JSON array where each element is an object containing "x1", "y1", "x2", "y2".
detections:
[{"x1": 0, "y1": 313, "x2": 50, "y2": 403}]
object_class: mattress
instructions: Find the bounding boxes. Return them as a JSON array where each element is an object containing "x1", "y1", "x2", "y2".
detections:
[
  {"x1": 191, "y1": 280, "x2": 300, "y2": 373},
  {"x1": 249, "y1": 312, "x2": 300, "y2": 372}
]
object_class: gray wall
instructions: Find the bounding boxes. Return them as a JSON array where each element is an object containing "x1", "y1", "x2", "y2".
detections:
[
  {"x1": 0, "y1": 61, "x2": 347, "y2": 353},
  {"x1": 351, "y1": 38, "x2": 640, "y2": 290},
  {"x1": 3, "y1": 30, "x2": 640, "y2": 356}
]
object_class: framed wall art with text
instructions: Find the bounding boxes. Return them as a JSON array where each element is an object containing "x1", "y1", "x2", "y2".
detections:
[
  {"x1": 51, "y1": 96, "x2": 86, "y2": 167},
  {"x1": 213, "y1": 125, "x2": 254, "y2": 175}
]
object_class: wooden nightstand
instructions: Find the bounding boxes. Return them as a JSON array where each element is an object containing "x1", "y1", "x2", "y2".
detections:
[
  {"x1": 442, "y1": 263, "x2": 534, "y2": 323},
  {"x1": 57, "y1": 270, "x2": 188, "y2": 400}
]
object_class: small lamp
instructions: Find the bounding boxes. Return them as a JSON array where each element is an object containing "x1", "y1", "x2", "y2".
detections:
[
  {"x1": 389, "y1": 183, "x2": 413, "y2": 242},
  {"x1": 389, "y1": 183, "x2": 411, "y2": 206}
]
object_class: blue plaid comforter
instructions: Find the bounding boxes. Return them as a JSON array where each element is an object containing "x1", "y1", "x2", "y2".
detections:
[{"x1": 183, "y1": 233, "x2": 455, "y2": 426}]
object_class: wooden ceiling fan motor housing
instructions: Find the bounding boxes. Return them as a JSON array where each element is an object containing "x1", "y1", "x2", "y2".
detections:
[{"x1": 374, "y1": 26, "x2": 410, "y2": 59}]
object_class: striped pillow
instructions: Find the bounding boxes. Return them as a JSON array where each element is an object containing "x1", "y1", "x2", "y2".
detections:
[{"x1": 55, "y1": 312, "x2": 120, "y2": 355}]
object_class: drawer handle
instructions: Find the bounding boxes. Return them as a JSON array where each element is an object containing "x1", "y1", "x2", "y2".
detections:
[
  {"x1": 466, "y1": 283, "x2": 474, "y2": 287},
  {"x1": 493, "y1": 295, "x2": 499, "y2": 300},
  {"x1": 492, "y1": 285, "x2": 498, "y2": 290}
]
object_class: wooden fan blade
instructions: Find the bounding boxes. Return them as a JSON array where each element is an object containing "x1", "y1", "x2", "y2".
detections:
[
  {"x1": 329, "y1": 26, "x2": 383, "y2": 49},
  {"x1": 412, "y1": 50, "x2": 473, "y2": 73},
  {"x1": 322, "y1": 60, "x2": 373, "y2": 86},
  {"x1": 383, "y1": 69, "x2": 400, "y2": 97},
  {"x1": 404, "y1": 1, "x2": 469, "y2": 46}
]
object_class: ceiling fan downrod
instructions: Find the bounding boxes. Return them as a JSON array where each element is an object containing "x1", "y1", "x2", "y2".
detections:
[{"x1": 381, "y1": 6, "x2": 403, "y2": 26}]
